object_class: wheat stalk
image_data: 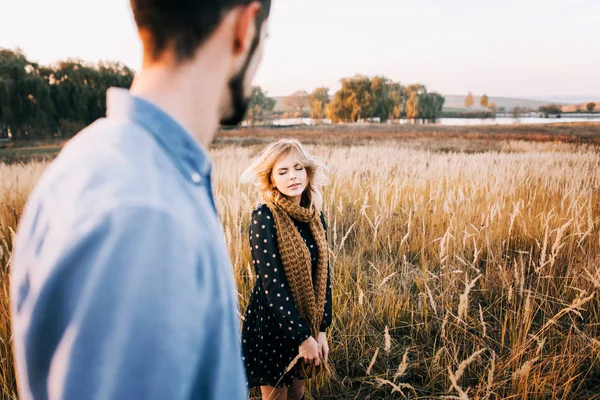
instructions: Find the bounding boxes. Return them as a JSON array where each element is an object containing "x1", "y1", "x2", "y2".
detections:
[
  {"x1": 393, "y1": 348, "x2": 410, "y2": 381},
  {"x1": 366, "y1": 348, "x2": 379, "y2": 375},
  {"x1": 384, "y1": 326, "x2": 391, "y2": 354},
  {"x1": 375, "y1": 377, "x2": 416, "y2": 397},
  {"x1": 458, "y1": 274, "x2": 481, "y2": 322}
]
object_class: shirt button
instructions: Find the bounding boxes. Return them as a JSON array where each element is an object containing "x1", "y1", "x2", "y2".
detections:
[{"x1": 191, "y1": 172, "x2": 201, "y2": 183}]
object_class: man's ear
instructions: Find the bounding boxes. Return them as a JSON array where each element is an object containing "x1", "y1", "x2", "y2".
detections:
[{"x1": 232, "y1": 2, "x2": 262, "y2": 54}]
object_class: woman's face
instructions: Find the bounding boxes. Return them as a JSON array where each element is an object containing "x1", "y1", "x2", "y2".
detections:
[{"x1": 271, "y1": 151, "x2": 308, "y2": 205}]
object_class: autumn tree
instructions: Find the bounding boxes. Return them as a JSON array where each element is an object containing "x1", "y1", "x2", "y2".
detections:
[
  {"x1": 245, "y1": 86, "x2": 276, "y2": 125},
  {"x1": 465, "y1": 92, "x2": 474, "y2": 108},
  {"x1": 480, "y1": 94, "x2": 489, "y2": 108},
  {"x1": 283, "y1": 90, "x2": 309, "y2": 117},
  {"x1": 308, "y1": 87, "x2": 330, "y2": 119}
]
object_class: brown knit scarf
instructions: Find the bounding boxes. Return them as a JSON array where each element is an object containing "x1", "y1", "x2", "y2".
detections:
[{"x1": 264, "y1": 190, "x2": 330, "y2": 379}]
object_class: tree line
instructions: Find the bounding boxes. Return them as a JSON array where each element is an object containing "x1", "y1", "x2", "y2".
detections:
[
  {"x1": 3, "y1": 48, "x2": 598, "y2": 139},
  {"x1": 249, "y1": 76, "x2": 445, "y2": 124},
  {"x1": 0, "y1": 48, "x2": 134, "y2": 140},
  {"x1": 1, "y1": 48, "x2": 449, "y2": 138}
]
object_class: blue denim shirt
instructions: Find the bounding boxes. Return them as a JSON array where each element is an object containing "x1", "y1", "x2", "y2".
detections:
[{"x1": 11, "y1": 88, "x2": 247, "y2": 399}]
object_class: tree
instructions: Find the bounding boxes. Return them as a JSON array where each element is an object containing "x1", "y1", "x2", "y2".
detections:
[
  {"x1": 424, "y1": 92, "x2": 445, "y2": 120},
  {"x1": 404, "y1": 90, "x2": 419, "y2": 120},
  {"x1": 465, "y1": 92, "x2": 474, "y2": 108},
  {"x1": 283, "y1": 90, "x2": 309, "y2": 117},
  {"x1": 480, "y1": 94, "x2": 489, "y2": 108},
  {"x1": 326, "y1": 75, "x2": 444, "y2": 123},
  {"x1": 389, "y1": 82, "x2": 405, "y2": 119},
  {"x1": 308, "y1": 87, "x2": 330, "y2": 119},
  {"x1": 0, "y1": 48, "x2": 134, "y2": 140},
  {"x1": 488, "y1": 102, "x2": 497, "y2": 112},
  {"x1": 586, "y1": 102, "x2": 596, "y2": 112},
  {"x1": 246, "y1": 86, "x2": 276, "y2": 125},
  {"x1": 326, "y1": 75, "x2": 372, "y2": 123},
  {"x1": 404, "y1": 84, "x2": 426, "y2": 120},
  {"x1": 538, "y1": 104, "x2": 561, "y2": 115},
  {"x1": 0, "y1": 48, "x2": 56, "y2": 139},
  {"x1": 326, "y1": 96, "x2": 346, "y2": 123},
  {"x1": 512, "y1": 106, "x2": 527, "y2": 120},
  {"x1": 53, "y1": 60, "x2": 134, "y2": 127},
  {"x1": 51, "y1": 59, "x2": 133, "y2": 136},
  {"x1": 368, "y1": 76, "x2": 395, "y2": 122},
  {"x1": 402, "y1": 84, "x2": 444, "y2": 121},
  {"x1": 327, "y1": 75, "x2": 402, "y2": 123}
]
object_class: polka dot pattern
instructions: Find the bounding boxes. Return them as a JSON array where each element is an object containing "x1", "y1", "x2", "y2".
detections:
[{"x1": 242, "y1": 204, "x2": 332, "y2": 389}]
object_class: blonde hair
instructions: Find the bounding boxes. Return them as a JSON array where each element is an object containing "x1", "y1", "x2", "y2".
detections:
[{"x1": 240, "y1": 139, "x2": 329, "y2": 211}]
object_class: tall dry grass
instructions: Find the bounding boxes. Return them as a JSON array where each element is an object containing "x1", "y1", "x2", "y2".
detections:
[
  {"x1": 0, "y1": 162, "x2": 48, "y2": 400},
  {"x1": 1, "y1": 140, "x2": 600, "y2": 399}
]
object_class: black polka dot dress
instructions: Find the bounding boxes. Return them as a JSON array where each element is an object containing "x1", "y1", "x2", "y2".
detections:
[{"x1": 242, "y1": 204, "x2": 333, "y2": 389}]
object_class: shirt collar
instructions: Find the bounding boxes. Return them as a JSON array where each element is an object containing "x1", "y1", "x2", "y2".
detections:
[{"x1": 106, "y1": 87, "x2": 212, "y2": 185}]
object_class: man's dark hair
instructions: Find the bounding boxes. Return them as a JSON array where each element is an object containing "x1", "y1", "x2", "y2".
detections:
[{"x1": 130, "y1": 0, "x2": 272, "y2": 62}]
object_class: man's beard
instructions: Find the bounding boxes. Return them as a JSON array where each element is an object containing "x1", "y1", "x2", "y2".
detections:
[
  {"x1": 219, "y1": 28, "x2": 261, "y2": 126},
  {"x1": 219, "y1": 67, "x2": 251, "y2": 126}
]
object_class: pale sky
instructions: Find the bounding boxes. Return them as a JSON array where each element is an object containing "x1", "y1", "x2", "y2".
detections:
[{"x1": 1, "y1": 0, "x2": 599, "y2": 98}]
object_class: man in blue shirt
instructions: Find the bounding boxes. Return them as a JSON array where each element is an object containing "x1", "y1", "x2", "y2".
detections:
[{"x1": 10, "y1": 1, "x2": 271, "y2": 398}]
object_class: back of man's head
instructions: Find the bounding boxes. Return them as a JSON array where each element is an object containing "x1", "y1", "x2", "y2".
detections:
[{"x1": 130, "y1": 0, "x2": 272, "y2": 62}]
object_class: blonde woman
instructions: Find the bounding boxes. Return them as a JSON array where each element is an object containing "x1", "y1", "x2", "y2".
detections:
[{"x1": 240, "y1": 139, "x2": 332, "y2": 400}]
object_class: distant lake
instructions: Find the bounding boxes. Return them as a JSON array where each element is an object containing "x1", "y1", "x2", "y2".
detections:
[
  {"x1": 429, "y1": 117, "x2": 600, "y2": 126},
  {"x1": 267, "y1": 116, "x2": 600, "y2": 127}
]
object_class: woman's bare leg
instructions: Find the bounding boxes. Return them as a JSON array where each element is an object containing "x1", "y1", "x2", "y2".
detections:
[
  {"x1": 261, "y1": 385, "x2": 288, "y2": 400},
  {"x1": 287, "y1": 377, "x2": 305, "y2": 400}
]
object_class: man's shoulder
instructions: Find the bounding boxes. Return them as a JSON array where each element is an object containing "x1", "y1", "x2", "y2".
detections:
[
  {"x1": 43, "y1": 118, "x2": 154, "y2": 177},
  {"x1": 28, "y1": 118, "x2": 181, "y2": 223},
  {"x1": 61, "y1": 117, "x2": 157, "y2": 164}
]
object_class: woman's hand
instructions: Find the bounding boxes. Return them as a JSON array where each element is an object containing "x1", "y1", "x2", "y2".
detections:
[
  {"x1": 317, "y1": 332, "x2": 329, "y2": 363},
  {"x1": 299, "y1": 336, "x2": 320, "y2": 366}
]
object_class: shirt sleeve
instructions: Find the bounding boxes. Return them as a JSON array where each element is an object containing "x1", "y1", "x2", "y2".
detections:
[
  {"x1": 12, "y1": 205, "x2": 213, "y2": 399},
  {"x1": 319, "y1": 212, "x2": 333, "y2": 332},
  {"x1": 249, "y1": 206, "x2": 312, "y2": 346}
]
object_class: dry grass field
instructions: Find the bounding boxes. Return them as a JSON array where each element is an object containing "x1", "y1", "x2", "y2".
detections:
[{"x1": 2, "y1": 125, "x2": 600, "y2": 399}]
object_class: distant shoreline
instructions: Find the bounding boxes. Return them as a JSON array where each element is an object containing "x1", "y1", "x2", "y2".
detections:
[{"x1": 3, "y1": 122, "x2": 600, "y2": 152}]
